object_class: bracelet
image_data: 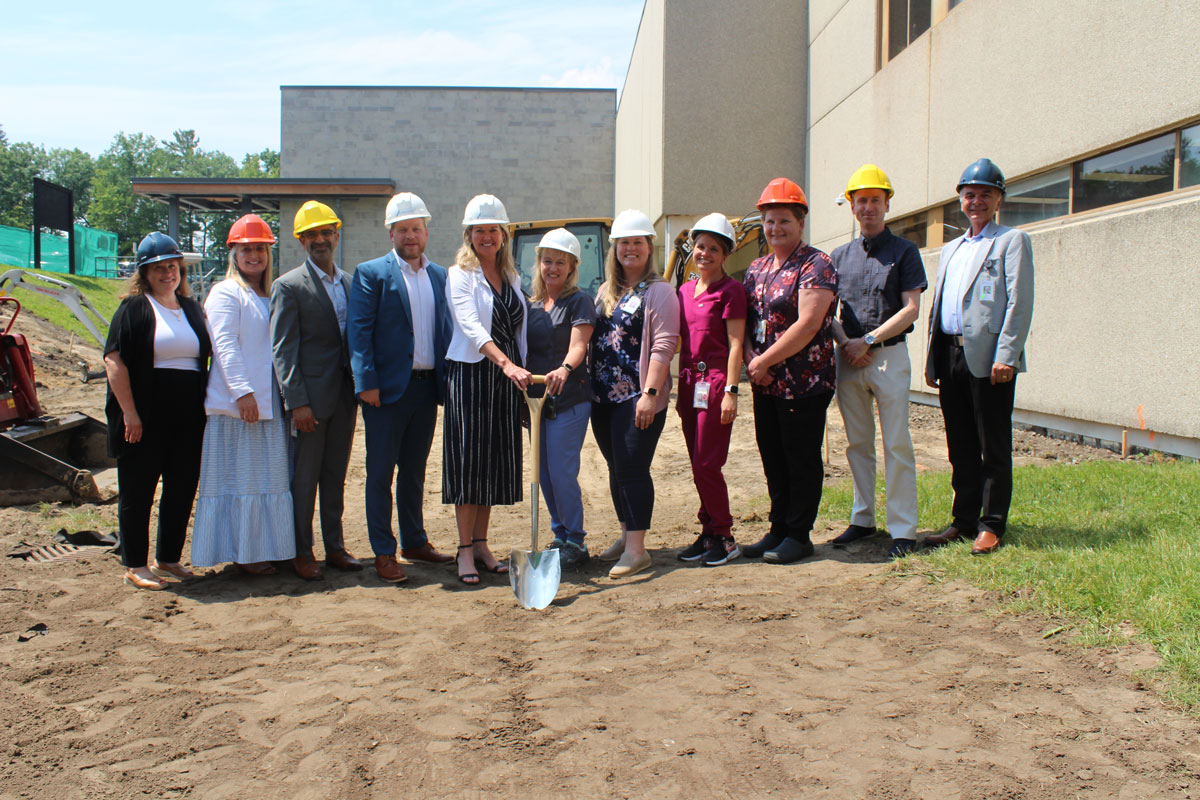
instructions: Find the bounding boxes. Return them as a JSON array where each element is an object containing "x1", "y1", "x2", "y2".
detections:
[{"x1": 560, "y1": 362, "x2": 573, "y2": 372}]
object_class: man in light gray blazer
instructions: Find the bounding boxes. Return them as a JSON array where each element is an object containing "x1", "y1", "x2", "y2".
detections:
[
  {"x1": 270, "y1": 200, "x2": 364, "y2": 580},
  {"x1": 923, "y1": 159, "x2": 1034, "y2": 556}
]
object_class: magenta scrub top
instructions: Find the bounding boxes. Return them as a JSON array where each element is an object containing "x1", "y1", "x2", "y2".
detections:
[{"x1": 678, "y1": 275, "x2": 747, "y2": 374}]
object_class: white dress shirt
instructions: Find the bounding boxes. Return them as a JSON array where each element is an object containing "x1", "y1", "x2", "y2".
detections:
[
  {"x1": 938, "y1": 229, "x2": 988, "y2": 335},
  {"x1": 310, "y1": 258, "x2": 348, "y2": 334},
  {"x1": 400, "y1": 253, "x2": 436, "y2": 370}
]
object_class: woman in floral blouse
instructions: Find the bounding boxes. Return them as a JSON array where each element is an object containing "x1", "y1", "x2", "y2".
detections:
[
  {"x1": 741, "y1": 178, "x2": 838, "y2": 565},
  {"x1": 589, "y1": 209, "x2": 680, "y2": 579}
]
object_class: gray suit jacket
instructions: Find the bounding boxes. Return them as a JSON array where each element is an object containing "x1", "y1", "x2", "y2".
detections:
[
  {"x1": 925, "y1": 221, "x2": 1035, "y2": 382},
  {"x1": 270, "y1": 260, "x2": 354, "y2": 418}
]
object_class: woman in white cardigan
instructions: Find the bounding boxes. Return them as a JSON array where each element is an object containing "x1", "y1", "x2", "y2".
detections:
[
  {"x1": 191, "y1": 214, "x2": 296, "y2": 575},
  {"x1": 443, "y1": 194, "x2": 530, "y2": 586}
]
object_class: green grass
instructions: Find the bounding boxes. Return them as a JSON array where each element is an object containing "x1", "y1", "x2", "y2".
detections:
[
  {"x1": 0, "y1": 265, "x2": 124, "y2": 345},
  {"x1": 819, "y1": 460, "x2": 1200, "y2": 709}
]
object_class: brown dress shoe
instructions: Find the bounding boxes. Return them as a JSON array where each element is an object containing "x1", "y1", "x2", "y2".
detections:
[
  {"x1": 400, "y1": 542, "x2": 454, "y2": 564},
  {"x1": 325, "y1": 549, "x2": 364, "y2": 571},
  {"x1": 971, "y1": 530, "x2": 1001, "y2": 555},
  {"x1": 924, "y1": 525, "x2": 970, "y2": 547},
  {"x1": 293, "y1": 553, "x2": 324, "y2": 581},
  {"x1": 374, "y1": 555, "x2": 408, "y2": 583}
]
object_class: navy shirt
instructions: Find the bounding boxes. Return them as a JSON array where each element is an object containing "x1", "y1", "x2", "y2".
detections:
[
  {"x1": 831, "y1": 226, "x2": 927, "y2": 338},
  {"x1": 526, "y1": 289, "x2": 596, "y2": 412}
]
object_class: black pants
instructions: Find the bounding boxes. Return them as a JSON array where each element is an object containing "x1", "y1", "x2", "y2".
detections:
[
  {"x1": 935, "y1": 341, "x2": 1016, "y2": 536},
  {"x1": 117, "y1": 369, "x2": 206, "y2": 568},
  {"x1": 591, "y1": 398, "x2": 667, "y2": 531},
  {"x1": 753, "y1": 390, "x2": 833, "y2": 543}
]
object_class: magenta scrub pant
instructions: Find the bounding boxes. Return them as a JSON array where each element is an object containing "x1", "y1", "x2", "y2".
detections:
[{"x1": 677, "y1": 369, "x2": 735, "y2": 539}]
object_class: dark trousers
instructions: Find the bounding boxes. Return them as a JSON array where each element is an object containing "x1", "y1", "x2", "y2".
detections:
[
  {"x1": 291, "y1": 385, "x2": 356, "y2": 556},
  {"x1": 117, "y1": 369, "x2": 205, "y2": 568},
  {"x1": 591, "y1": 398, "x2": 667, "y2": 531},
  {"x1": 753, "y1": 390, "x2": 833, "y2": 543},
  {"x1": 935, "y1": 340, "x2": 1016, "y2": 536},
  {"x1": 361, "y1": 375, "x2": 437, "y2": 556}
]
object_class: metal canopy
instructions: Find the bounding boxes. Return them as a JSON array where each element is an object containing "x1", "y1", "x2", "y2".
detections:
[{"x1": 131, "y1": 177, "x2": 396, "y2": 213}]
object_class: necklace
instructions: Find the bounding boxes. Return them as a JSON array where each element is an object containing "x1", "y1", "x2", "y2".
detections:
[{"x1": 152, "y1": 294, "x2": 183, "y2": 320}]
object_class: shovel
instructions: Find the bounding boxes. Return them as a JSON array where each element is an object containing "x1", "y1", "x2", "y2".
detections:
[{"x1": 510, "y1": 375, "x2": 561, "y2": 610}]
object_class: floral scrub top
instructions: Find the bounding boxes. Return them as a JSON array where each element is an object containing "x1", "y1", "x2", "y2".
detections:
[
  {"x1": 743, "y1": 243, "x2": 838, "y2": 399},
  {"x1": 590, "y1": 283, "x2": 648, "y2": 404}
]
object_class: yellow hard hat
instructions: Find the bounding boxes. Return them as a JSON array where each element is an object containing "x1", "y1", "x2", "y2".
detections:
[
  {"x1": 293, "y1": 200, "x2": 342, "y2": 238},
  {"x1": 844, "y1": 164, "x2": 894, "y2": 203}
]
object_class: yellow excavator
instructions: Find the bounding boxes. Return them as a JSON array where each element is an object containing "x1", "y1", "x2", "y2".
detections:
[{"x1": 663, "y1": 213, "x2": 768, "y2": 288}]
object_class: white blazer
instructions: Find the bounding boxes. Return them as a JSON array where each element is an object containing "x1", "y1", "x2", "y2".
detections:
[
  {"x1": 204, "y1": 278, "x2": 278, "y2": 419},
  {"x1": 445, "y1": 265, "x2": 528, "y2": 364}
]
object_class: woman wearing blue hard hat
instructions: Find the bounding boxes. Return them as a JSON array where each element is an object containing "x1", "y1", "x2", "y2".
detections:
[{"x1": 103, "y1": 232, "x2": 211, "y2": 590}]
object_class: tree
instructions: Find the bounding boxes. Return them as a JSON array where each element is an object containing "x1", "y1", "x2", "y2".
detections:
[
  {"x1": 240, "y1": 148, "x2": 281, "y2": 178},
  {"x1": 0, "y1": 141, "x2": 49, "y2": 229},
  {"x1": 46, "y1": 148, "x2": 95, "y2": 222},
  {"x1": 89, "y1": 132, "x2": 172, "y2": 255}
]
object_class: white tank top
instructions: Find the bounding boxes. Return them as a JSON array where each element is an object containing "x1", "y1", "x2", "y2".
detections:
[{"x1": 147, "y1": 295, "x2": 201, "y2": 371}]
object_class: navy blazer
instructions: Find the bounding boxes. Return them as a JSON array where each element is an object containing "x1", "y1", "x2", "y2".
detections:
[{"x1": 348, "y1": 250, "x2": 452, "y2": 405}]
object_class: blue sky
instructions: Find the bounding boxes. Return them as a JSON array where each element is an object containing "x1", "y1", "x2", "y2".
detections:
[{"x1": 1, "y1": 0, "x2": 644, "y2": 159}]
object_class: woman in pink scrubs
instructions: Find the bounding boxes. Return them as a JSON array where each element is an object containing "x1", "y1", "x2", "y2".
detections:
[{"x1": 675, "y1": 213, "x2": 747, "y2": 567}]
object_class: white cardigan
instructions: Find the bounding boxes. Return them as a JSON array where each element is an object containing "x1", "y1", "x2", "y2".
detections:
[
  {"x1": 203, "y1": 278, "x2": 278, "y2": 419},
  {"x1": 445, "y1": 265, "x2": 529, "y2": 364}
]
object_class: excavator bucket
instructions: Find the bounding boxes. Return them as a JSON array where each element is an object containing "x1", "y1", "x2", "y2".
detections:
[{"x1": 0, "y1": 413, "x2": 116, "y2": 505}]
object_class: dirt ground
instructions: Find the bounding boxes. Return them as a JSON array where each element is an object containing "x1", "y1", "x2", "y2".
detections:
[{"x1": 3, "y1": 312, "x2": 1198, "y2": 799}]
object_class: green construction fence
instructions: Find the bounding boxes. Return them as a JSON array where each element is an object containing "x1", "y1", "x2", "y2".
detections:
[{"x1": 0, "y1": 224, "x2": 120, "y2": 277}]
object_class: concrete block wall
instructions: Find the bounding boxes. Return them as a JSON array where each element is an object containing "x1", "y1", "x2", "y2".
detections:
[{"x1": 280, "y1": 86, "x2": 616, "y2": 270}]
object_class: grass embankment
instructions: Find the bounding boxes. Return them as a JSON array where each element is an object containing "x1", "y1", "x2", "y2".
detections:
[
  {"x1": 820, "y1": 459, "x2": 1200, "y2": 709},
  {"x1": 0, "y1": 266, "x2": 124, "y2": 345}
]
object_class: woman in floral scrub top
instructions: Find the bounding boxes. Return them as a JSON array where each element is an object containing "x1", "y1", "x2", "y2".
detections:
[{"x1": 741, "y1": 178, "x2": 838, "y2": 565}]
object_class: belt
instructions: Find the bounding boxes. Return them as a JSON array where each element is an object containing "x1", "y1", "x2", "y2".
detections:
[
  {"x1": 411, "y1": 369, "x2": 435, "y2": 379},
  {"x1": 868, "y1": 335, "x2": 906, "y2": 351},
  {"x1": 946, "y1": 335, "x2": 965, "y2": 347}
]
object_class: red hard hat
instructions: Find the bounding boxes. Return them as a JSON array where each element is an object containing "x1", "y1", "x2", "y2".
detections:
[
  {"x1": 756, "y1": 177, "x2": 809, "y2": 212},
  {"x1": 227, "y1": 213, "x2": 277, "y2": 246}
]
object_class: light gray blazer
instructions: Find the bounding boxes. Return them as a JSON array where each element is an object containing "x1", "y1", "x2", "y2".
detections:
[
  {"x1": 925, "y1": 221, "x2": 1034, "y2": 382},
  {"x1": 269, "y1": 261, "x2": 354, "y2": 418}
]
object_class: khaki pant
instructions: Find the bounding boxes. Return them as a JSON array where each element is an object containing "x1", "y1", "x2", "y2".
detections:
[{"x1": 835, "y1": 342, "x2": 918, "y2": 540}]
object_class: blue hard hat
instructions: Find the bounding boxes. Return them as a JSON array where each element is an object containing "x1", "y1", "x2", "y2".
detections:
[
  {"x1": 136, "y1": 231, "x2": 183, "y2": 268},
  {"x1": 956, "y1": 158, "x2": 1006, "y2": 195}
]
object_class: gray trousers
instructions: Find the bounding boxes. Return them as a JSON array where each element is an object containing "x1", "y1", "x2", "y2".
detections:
[{"x1": 291, "y1": 386, "x2": 356, "y2": 556}]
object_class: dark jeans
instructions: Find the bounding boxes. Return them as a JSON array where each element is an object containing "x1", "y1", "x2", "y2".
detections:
[
  {"x1": 591, "y1": 397, "x2": 667, "y2": 531},
  {"x1": 117, "y1": 369, "x2": 205, "y2": 568},
  {"x1": 361, "y1": 375, "x2": 437, "y2": 556},
  {"x1": 752, "y1": 389, "x2": 833, "y2": 543},
  {"x1": 936, "y1": 340, "x2": 1016, "y2": 536}
]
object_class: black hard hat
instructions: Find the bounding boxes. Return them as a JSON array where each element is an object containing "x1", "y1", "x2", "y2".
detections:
[
  {"x1": 956, "y1": 158, "x2": 1006, "y2": 195},
  {"x1": 136, "y1": 232, "x2": 183, "y2": 268}
]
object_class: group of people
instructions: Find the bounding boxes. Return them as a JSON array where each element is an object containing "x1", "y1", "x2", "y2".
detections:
[{"x1": 104, "y1": 157, "x2": 1033, "y2": 592}]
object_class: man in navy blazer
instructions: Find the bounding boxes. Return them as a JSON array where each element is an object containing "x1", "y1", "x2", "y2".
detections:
[
  {"x1": 348, "y1": 192, "x2": 454, "y2": 583},
  {"x1": 924, "y1": 159, "x2": 1034, "y2": 556}
]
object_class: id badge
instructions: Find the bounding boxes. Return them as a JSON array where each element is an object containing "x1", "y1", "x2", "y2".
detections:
[
  {"x1": 979, "y1": 281, "x2": 995, "y2": 302},
  {"x1": 693, "y1": 380, "x2": 710, "y2": 409},
  {"x1": 621, "y1": 294, "x2": 642, "y2": 314},
  {"x1": 755, "y1": 319, "x2": 767, "y2": 342}
]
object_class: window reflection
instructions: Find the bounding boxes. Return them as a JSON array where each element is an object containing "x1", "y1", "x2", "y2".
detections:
[
  {"x1": 1182, "y1": 124, "x2": 1200, "y2": 188},
  {"x1": 1002, "y1": 166, "x2": 1071, "y2": 226},
  {"x1": 891, "y1": 210, "x2": 928, "y2": 248},
  {"x1": 1074, "y1": 133, "x2": 1175, "y2": 213}
]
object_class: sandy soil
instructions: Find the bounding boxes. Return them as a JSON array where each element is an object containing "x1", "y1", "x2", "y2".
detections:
[{"x1": 3, "y1": 312, "x2": 1198, "y2": 799}]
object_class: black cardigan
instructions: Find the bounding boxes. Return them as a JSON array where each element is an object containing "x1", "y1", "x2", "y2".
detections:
[{"x1": 103, "y1": 293, "x2": 211, "y2": 458}]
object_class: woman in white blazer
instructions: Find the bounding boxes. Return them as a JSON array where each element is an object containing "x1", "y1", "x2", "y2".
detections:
[
  {"x1": 443, "y1": 194, "x2": 530, "y2": 586},
  {"x1": 191, "y1": 214, "x2": 296, "y2": 575}
]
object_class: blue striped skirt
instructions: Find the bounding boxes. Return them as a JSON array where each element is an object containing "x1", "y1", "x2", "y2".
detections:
[{"x1": 191, "y1": 409, "x2": 296, "y2": 567}]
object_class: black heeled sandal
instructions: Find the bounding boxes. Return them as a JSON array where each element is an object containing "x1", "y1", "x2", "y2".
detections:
[
  {"x1": 472, "y1": 538, "x2": 509, "y2": 574},
  {"x1": 456, "y1": 544, "x2": 480, "y2": 586}
]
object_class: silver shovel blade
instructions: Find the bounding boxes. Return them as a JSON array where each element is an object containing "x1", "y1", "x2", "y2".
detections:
[{"x1": 509, "y1": 546, "x2": 561, "y2": 610}]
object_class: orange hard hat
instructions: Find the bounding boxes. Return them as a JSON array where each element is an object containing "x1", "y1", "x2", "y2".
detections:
[
  {"x1": 227, "y1": 213, "x2": 277, "y2": 246},
  {"x1": 756, "y1": 177, "x2": 809, "y2": 212}
]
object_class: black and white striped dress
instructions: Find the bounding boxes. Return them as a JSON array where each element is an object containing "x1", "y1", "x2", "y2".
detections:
[{"x1": 442, "y1": 280, "x2": 524, "y2": 506}]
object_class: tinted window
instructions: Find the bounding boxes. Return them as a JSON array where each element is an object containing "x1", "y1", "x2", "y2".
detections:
[
  {"x1": 1074, "y1": 133, "x2": 1175, "y2": 213},
  {"x1": 891, "y1": 210, "x2": 928, "y2": 248},
  {"x1": 512, "y1": 223, "x2": 607, "y2": 298},
  {"x1": 1182, "y1": 123, "x2": 1200, "y2": 188},
  {"x1": 1002, "y1": 166, "x2": 1070, "y2": 226}
]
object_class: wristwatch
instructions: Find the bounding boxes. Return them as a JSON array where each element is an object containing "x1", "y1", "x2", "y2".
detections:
[
  {"x1": 645, "y1": 387, "x2": 658, "y2": 397},
  {"x1": 725, "y1": 385, "x2": 739, "y2": 395},
  {"x1": 863, "y1": 333, "x2": 877, "y2": 346}
]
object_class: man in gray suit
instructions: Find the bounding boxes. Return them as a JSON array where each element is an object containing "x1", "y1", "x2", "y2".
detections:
[
  {"x1": 270, "y1": 200, "x2": 364, "y2": 580},
  {"x1": 924, "y1": 159, "x2": 1034, "y2": 556}
]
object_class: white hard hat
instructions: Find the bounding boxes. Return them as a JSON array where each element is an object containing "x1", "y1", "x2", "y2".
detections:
[
  {"x1": 536, "y1": 228, "x2": 581, "y2": 259},
  {"x1": 690, "y1": 212, "x2": 736, "y2": 251},
  {"x1": 384, "y1": 192, "x2": 431, "y2": 226},
  {"x1": 610, "y1": 209, "x2": 656, "y2": 240},
  {"x1": 462, "y1": 194, "x2": 510, "y2": 227}
]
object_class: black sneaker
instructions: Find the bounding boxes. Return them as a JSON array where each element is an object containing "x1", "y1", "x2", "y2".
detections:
[
  {"x1": 887, "y1": 538, "x2": 918, "y2": 559},
  {"x1": 702, "y1": 538, "x2": 741, "y2": 567},
  {"x1": 678, "y1": 534, "x2": 711, "y2": 562},
  {"x1": 559, "y1": 541, "x2": 590, "y2": 569},
  {"x1": 545, "y1": 539, "x2": 564, "y2": 551}
]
